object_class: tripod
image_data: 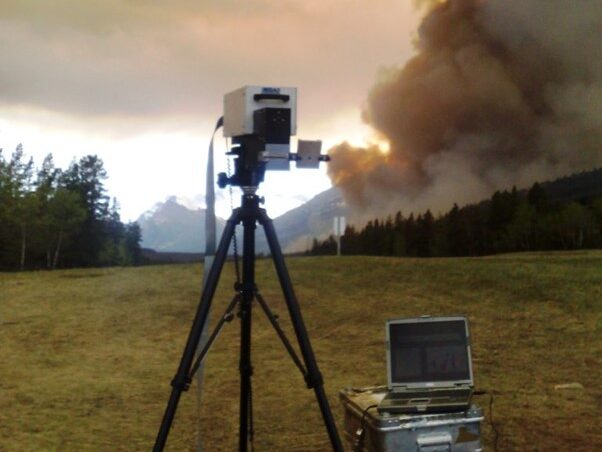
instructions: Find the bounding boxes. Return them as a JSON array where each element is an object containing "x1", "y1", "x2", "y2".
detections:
[{"x1": 153, "y1": 191, "x2": 344, "y2": 451}]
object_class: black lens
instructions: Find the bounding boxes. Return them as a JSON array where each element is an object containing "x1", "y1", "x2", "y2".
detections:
[{"x1": 253, "y1": 107, "x2": 291, "y2": 144}]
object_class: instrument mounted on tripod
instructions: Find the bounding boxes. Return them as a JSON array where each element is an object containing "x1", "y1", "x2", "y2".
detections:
[
  {"x1": 153, "y1": 86, "x2": 343, "y2": 452},
  {"x1": 218, "y1": 85, "x2": 330, "y2": 189}
]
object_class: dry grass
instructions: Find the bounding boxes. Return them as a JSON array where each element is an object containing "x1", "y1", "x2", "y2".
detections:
[{"x1": 1, "y1": 251, "x2": 601, "y2": 451}]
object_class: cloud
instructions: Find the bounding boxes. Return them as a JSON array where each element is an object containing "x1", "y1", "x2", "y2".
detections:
[
  {"x1": 0, "y1": 0, "x2": 418, "y2": 131},
  {"x1": 328, "y1": 0, "x2": 602, "y2": 220}
]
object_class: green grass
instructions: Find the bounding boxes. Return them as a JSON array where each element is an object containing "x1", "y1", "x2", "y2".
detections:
[{"x1": 1, "y1": 251, "x2": 601, "y2": 451}]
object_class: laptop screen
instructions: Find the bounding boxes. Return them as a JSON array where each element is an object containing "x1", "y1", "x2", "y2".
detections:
[{"x1": 389, "y1": 319, "x2": 470, "y2": 384}]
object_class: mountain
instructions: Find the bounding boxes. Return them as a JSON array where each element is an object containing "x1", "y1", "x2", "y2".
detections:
[
  {"x1": 137, "y1": 188, "x2": 347, "y2": 254},
  {"x1": 266, "y1": 187, "x2": 347, "y2": 252},
  {"x1": 139, "y1": 169, "x2": 602, "y2": 255},
  {"x1": 137, "y1": 196, "x2": 226, "y2": 252}
]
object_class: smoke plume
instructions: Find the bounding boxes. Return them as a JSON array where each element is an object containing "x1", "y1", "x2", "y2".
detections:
[{"x1": 328, "y1": 0, "x2": 602, "y2": 218}]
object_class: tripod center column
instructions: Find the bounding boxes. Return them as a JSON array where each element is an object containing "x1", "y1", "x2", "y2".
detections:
[{"x1": 238, "y1": 192, "x2": 259, "y2": 452}]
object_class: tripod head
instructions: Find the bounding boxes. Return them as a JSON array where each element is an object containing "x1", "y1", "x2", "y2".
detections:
[
  {"x1": 217, "y1": 134, "x2": 268, "y2": 190},
  {"x1": 217, "y1": 86, "x2": 330, "y2": 191}
]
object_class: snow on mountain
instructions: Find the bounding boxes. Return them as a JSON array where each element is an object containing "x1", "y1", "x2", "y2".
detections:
[
  {"x1": 136, "y1": 187, "x2": 347, "y2": 253},
  {"x1": 136, "y1": 196, "x2": 225, "y2": 252}
]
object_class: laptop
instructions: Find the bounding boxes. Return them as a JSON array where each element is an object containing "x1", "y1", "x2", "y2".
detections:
[{"x1": 377, "y1": 316, "x2": 474, "y2": 415}]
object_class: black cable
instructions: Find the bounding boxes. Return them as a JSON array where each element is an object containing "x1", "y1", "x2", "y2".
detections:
[
  {"x1": 354, "y1": 404, "x2": 378, "y2": 452},
  {"x1": 232, "y1": 229, "x2": 241, "y2": 285},
  {"x1": 473, "y1": 390, "x2": 499, "y2": 452},
  {"x1": 205, "y1": 116, "x2": 224, "y2": 257},
  {"x1": 225, "y1": 137, "x2": 241, "y2": 285}
]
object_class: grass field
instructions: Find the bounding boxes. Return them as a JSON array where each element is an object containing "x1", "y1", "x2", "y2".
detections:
[{"x1": 1, "y1": 252, "x2": 601, "y2": 451}]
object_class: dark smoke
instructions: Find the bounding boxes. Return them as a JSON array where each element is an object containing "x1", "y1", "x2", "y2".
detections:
[{"x1": 328, "y1": 0, "x2": 602, "y2": 218}]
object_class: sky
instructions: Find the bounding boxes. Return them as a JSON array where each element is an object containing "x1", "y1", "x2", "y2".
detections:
[{"x1": 0, "y1": 0, "x2": 420, "y2": 221}]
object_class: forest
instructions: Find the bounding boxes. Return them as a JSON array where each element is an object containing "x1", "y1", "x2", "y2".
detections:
[
  {"x1": 310, "y1": 169, "x2": 602, "y2": 257},
  {"x1": 0, "y1": 145, "x2": 141, "y2": 271}
]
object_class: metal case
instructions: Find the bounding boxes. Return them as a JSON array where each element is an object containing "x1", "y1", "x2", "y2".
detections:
[{"x1": 340, "y1": 388, "x2": 483, "y2": 452}]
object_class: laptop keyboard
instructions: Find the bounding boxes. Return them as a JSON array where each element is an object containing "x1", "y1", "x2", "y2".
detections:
[
  {"x1": 385, "y1": 388, "x2": 471, "y2": 400},
  {"x1": 378, "y1": 387, "x2": 473, "y2": 414}
]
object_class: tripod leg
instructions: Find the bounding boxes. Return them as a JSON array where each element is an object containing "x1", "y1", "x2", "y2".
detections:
[
  {"x1": 248, "y1": 377, "x2": 255, "y2": 452},
  {"x1": 255, "y1": 291, "x2": 307, "y2": 378},
  {"x1": 154, "y1": 211, "x2": 240, "y2": 452},
  {"x1": 258, "y1": 211, "x2": 344, "y2": 452},
  {"x1": 189, "y1": 294, "x2": 241, "y2": 378}
]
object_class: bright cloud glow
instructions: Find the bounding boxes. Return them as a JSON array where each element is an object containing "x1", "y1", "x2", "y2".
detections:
[{"x1": 0, "y1": 1, "x2": 419, "y2": 221}]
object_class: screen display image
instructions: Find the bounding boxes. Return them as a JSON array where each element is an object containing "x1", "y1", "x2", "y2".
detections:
[{"x1": 389, "y1": 319, "x2": 470, "y2": 384}]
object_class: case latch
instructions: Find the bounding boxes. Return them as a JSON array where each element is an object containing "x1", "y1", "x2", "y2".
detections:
[{"x1": 417, "y1": 432, "x2": 453, "y2": 451}]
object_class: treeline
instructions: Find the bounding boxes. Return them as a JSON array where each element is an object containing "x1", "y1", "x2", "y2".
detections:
[
  {"x1": 310, "y1": 170, "x2": 602, "y2": 257},
  {"x1": 0, "y1": 145, "x2": 142, "y2": 271}
]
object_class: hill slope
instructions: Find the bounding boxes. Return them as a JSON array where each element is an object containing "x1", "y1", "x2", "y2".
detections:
[
  {"x1": 262, "y1": 186, "x2": 346, "y2": 252},
  {"x1": 1, "y1": 252, "x2": 601, "y2": 450}
]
